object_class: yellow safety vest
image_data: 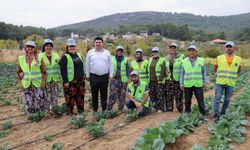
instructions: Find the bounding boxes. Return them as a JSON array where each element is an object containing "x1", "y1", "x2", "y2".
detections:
[
  {"x1": 18, "y1": 55, "x2": 42, "y2": 89},
  {"x1": 182, "y1": 57, "x2": 204, "y2": 87},
  {"x1": 148, "y1": 57, "x2": 165, "y2": 83},
  {"x1": 165, "y1": 54, "x2": 185, "y2": 81},
  {"x1": 131, "y1": 60, "x2": 148, "y2": 83},
  {"x1": 65, "y1": 53, "x2": 83, "y2": 82},
  {"x1": 112, "y1": 56, "x2": 128, "y2": 83},
  {"x1": 216, "y1": 54, "x2": 241, "y2": 86},
  {"x1": 128, "y1": 81, "x2": 149, "y2": 107},
  {"x1": 39, "y1": 52, "x2": 61, "y2": 82}
]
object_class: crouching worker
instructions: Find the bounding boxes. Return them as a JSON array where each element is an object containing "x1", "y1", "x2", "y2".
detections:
[{"x1": 126, "y1": 71, "x2": 150, "y2": 117}]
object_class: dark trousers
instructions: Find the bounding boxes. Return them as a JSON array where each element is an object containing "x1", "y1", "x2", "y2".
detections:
[
  {"x1": 126, "y1": 99, "x2": 150, "y2": 117},
  {"x1": 63, "y1": 78, "x2": 85, "y2": 114},
  {"x1": 90, "y1": 73, "x2": 109, "y2": 112},
  {"x1": 165, "y1": 80, "x2": 183, "y2": 112},
  {"x1": 149, "y1": 81, "x2": 165, "y2": 111},
  {"x1": 184, "y1": 86, "x2": 206, "y2": 115}
]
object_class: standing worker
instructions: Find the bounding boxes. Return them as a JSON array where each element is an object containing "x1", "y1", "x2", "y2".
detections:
[
  {"x1": 165, "y1": 42, "x2": 185, "y2": 113},
  {"x1": 130, "y1": 48, "x2": 149, "y2": 83},
  {"x1": 39, "y1": 39, "x2": 60, "y2": 114},
  {"x1": 148, "y1": 47, "x2": 167, "y2": 112},
  {"x1": 17, "y1": 41, "x2": 46, "y2": 115},
  {"x1": 180, "y1": 45, "x2": 207, "y2": 116},
  {"x1": 85, "y1": 37, "x2": 114, "y2": 113},
  {"x1": 108, "y1": 45, "x2": 129, "y2": 112},
  {"x1": 213, "y1": 41, "x2": 242, "y2": 122},
  {"x1": 60, "y1": 38, "x2": 85, "y2": 115}
]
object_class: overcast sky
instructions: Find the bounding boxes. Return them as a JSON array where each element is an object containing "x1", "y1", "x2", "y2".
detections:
[{"x1": 0, "y1": 0, "x2": 249, "y2": 28}]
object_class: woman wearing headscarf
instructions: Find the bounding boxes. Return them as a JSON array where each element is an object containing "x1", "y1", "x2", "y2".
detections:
[
  {"x1": 39, "y1": 39, "x2": 61, "y2": 114},
  {"x1": 17, "y1": 41, "x2": 46, "y2": 115},
  {"x1": 60, "y1": 38, "x2": 85, "y2": 115}
]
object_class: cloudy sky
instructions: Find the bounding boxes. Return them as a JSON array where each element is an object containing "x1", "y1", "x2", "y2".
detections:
[{"x1": 0, "y1": 0, "x2": 249, "y2": 28}]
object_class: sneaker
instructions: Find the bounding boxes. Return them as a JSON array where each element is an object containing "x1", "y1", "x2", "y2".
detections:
[
  {"x1": 157, "y1": 110, "x2": 163, "y2": 113},
  {"x1": 201, "y1": 116, "x2": 208, "y2": 122},
  {"x1": 214, "y1": 116, "x2": 220, "y2": 123}
]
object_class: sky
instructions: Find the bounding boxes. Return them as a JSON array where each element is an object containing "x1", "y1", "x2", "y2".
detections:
[{"x1": 0, "y1": 0, "x2": 249, "y2": 28}]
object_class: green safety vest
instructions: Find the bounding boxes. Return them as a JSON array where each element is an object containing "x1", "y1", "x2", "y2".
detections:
[
  {"x1": 182, "y1": 57, "x2": 204, "y2": 87},
  {"x1": 131, "y1": 60, "x2": 148, "y2": 83},
  {"x1": 18, "y1": 55, "x2": 42, "y2": 89},
  {"x1": 65, "y1": 53, "x2": 83, "y2": 82},
  {"x1": 128, "y1": 81, "x2": 149, "y2": 107},
  {"x1": 112, "y1": 56, "x2": 128, "y2": 83},
  {"x1": 148, "y1": 57, "x2": 165, "y2": 83},
  {"x1": 39, "y1": 52, "x2": 61, "y2": 82},
  {"x1": 165, "y1": 54, "x2": 185, "y2": 81},
  {"x1": 216, "y1": 54, "x2": 241, "y2": 86}
]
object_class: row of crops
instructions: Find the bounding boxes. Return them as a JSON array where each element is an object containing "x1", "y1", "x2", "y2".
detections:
[
  {"x1": 131, "y1": 68, "x2": 250, "y2": 150},
  {"x1": 0, "y1": 63, "x2": 18, "y2": 105}
]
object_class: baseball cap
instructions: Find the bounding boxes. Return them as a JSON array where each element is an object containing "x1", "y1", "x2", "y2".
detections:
[
  {"x1": 169, "y1": 42, "x2": 177, "y2": 48},
  {"x1": 225, "y1": 41, "x2": 235, "y2": 47},
  {"x1": 25, "y1": 41, "x2": 36, "y2": 47},
  {"x1": 152, "y1": 47, "x2": 160, "y2": 52},
  {"x1": 44, "y1": 39, "x2": 53, "y2": 45},
  {"x1": 136, "y1": 48, "x2": 143, "y2": 53},
  {"x1": 130, "y1": 70, "x2": 139, "y2": 76},
  {"x1": 116, "y1": 45, "x2": 124, "y2": 50},
  {"x1": 188, "y1": 45, "x2": 197, "y2": 51},
  {"x1": 67, "y1": 38, "x2": 76, "y2": 46}
]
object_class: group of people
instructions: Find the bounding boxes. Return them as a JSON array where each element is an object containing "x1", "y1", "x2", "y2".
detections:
[{"x1": 17, "y1": 36, "x2": 242, "y2": 122}]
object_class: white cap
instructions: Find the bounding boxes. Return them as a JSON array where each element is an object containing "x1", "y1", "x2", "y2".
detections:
[
  {"x1": 25, "y1": 41, "x2": 36, "y2": 47},
  {"x1": 152, "y1": 47, "x2": 160, "y2": 52},
  {"x1": 44, "y1": 39, "x2": 53, "y2": 45},
  {"x1": 136, "y1": 48, "x2": 143, "y2": 53},
  {"x1": 67, "y1": 38, "x2": 76, "y2": 46},
  {"x1": 116, "y1": 45, "x2": 124, "y2": 50},
  {"x1": 225, "y1": 41, "x2": 235, "y2": 47},
  {"x1": 188, "y1": 45, "x2": 197, "y2": 51},
  {"x1": 130, "y1": 70, "x2": 139, "y2": 76},
  {"x1": 169, "y1": 42, "x2": 177, "y2": 48}
]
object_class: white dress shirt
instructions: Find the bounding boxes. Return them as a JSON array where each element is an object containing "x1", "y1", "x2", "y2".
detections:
[{"x1": 85, "y1": 48, "x2": 114, "y2": 78}]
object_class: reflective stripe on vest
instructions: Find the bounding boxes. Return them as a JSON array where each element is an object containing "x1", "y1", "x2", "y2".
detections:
[
  {"x1": 182, "y1": 57, "x2": 204, "y2": 87},
  {"x1": 65, "y1": 53, "x2": 82, "y2": 82},
  {"x1": 131, "y1": 60, "x2": 149, "y2": 83},
  {"x1": 112, "y1": 56, "x2": 128, "y2": 83},
  {"x1": 128, "y1": 81, "x2": 149, "y2": 107},
  {"x1": 148, "y1": 57, "x2": 165, "y2": 83},
  {"x1": 18, "y1": 55, "x2": 42, "y2": 89},
  {"x1": 216, "y1": 55, "x2": 241, "y2": 86},
  {"x1": 39, "y1": 52, "x2": 61, "y2": 82}
]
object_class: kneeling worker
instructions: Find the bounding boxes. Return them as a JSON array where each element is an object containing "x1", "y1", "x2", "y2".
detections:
[{"x1": 126, "y1": 71, "x2": 150, "y2": 116}]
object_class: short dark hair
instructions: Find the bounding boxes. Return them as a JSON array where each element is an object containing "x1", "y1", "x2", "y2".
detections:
[{"x1": 94, "y1": 37, "x2": 103, "y2": 42}]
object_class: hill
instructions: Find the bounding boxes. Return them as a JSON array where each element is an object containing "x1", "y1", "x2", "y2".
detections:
[{"x1": 55, "y1": 11, "x2": 250, "y2": 32}]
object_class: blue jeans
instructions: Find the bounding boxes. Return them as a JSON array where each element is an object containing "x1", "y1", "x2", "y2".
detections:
[{"x1": 213, "y1": 84, "x2": 234, "y2": 118}]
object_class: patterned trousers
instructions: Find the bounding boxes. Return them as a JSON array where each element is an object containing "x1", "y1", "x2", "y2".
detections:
[
  {"x1": 149, "y1": 81, "x2": 165, "y2": 111},
  {"x1": 22, "y1": 86, "x2": 46, "y2": 115},
  {"x1": 108, "y1": 78, "x2": 127, "y2": 111},
  {"x1": 165, "y1": 80, "x2": 183, "y2": 112},
  {"x1": 63, "y1": 78, "x2": 85, "y2": 114},
  {"x1": 44, "y1": 81, "x2": 60, "y2": 112}
]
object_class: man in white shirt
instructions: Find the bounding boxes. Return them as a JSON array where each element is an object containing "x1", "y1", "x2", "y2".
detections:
[{"x1": 86, "y1": 37, "x2": 114, "y2": 112}]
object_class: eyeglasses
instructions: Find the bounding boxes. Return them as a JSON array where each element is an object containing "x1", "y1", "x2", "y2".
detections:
[
  {"x1": 69, "y1": 45, "x2": 76, "y2": 48},
  {"x1": 226, "y1": 45, "x2": 233, "y2": 48}
]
